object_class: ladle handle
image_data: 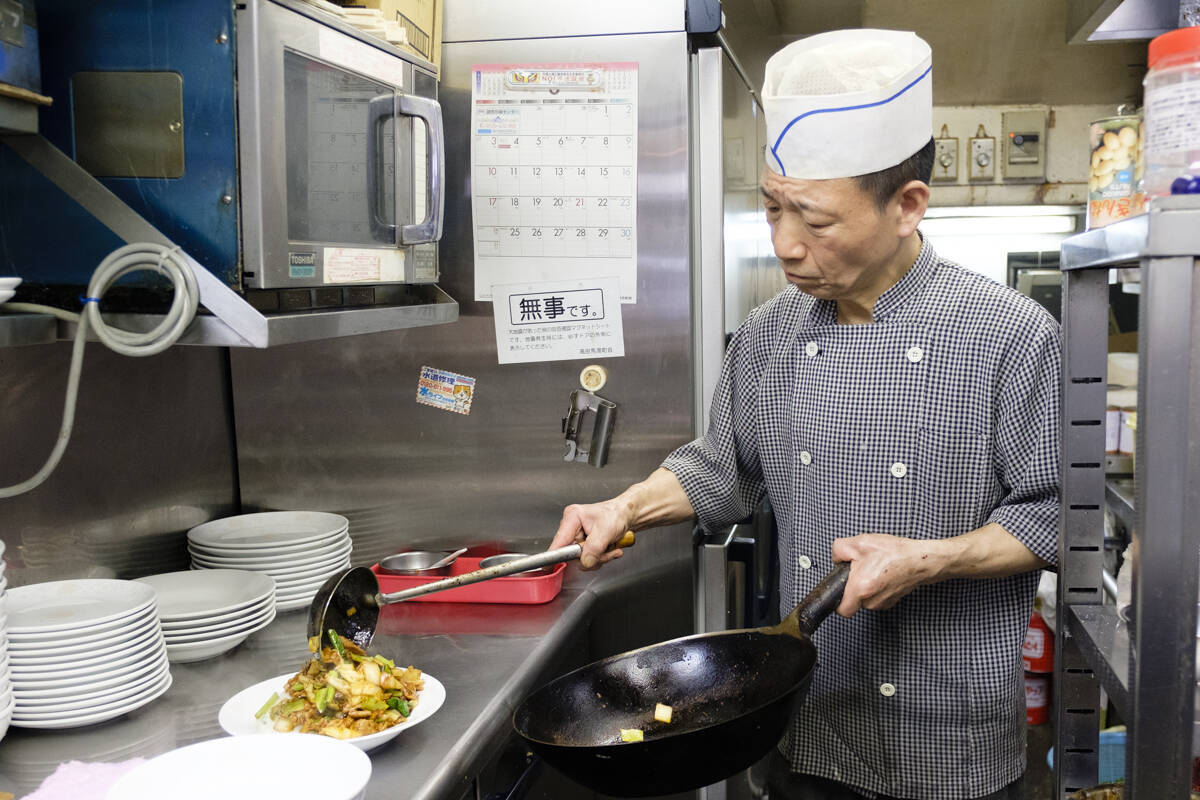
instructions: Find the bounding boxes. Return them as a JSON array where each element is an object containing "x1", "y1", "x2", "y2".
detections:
[
  {"x1": 378, "y1": 531, "x2": 635, "y2": 604},
  {"x1": 794, "y1": 561, "x2": 851, "y2": 636}
]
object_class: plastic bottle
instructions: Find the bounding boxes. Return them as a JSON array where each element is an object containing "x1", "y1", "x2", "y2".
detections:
[{"x1": 1142, "y1": 27, "x2": 1200, "y2": 197}]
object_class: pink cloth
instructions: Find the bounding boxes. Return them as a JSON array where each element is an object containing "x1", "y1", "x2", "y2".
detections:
[{"x1": 24, "y1": 759, "x2": 145, "y2": 800}]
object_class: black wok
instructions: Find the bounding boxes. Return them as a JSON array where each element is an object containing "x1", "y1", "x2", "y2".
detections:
[{"x1": 512, "y1": 562, "x2": 849, "y2": 797}]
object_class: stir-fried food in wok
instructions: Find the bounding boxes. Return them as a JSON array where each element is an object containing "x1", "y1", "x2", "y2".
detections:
[{"x1": 258, "y1": 630, "x2": 424, "y2": 739}]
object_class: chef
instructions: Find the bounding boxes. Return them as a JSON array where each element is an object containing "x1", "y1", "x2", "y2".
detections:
[{"x1": 549, "y1": 28, "x2": 1060, "y2": 800}]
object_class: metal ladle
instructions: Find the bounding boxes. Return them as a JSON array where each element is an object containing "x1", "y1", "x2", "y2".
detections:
[{"x1": 307, "y1": 532, "x2": 635, "y2": 649}]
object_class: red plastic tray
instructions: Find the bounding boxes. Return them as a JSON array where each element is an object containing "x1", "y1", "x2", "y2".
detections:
[{"x1": 370, "y1": 557, "x2": 565, "y2": 604}]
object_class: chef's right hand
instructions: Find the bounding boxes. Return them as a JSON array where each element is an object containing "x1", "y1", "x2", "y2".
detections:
[{"x1": 551, "y1": 501, "x2": 631, "y2": 570}]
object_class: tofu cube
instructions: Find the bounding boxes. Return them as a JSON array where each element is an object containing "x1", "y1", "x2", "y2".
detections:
[
  {"x1": 619, "y1": 728, "x2": 644, "y2": 742},
  {"x1": 654, "y1": 703, "x2": 673, "y2": 724}
]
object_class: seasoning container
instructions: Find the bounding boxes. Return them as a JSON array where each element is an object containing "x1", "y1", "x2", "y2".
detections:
[
  {"x1": 1106, "y1": 404, "x2": 1121, "y2": 453},
  {"x1": 1087, "y1": 112, "x2": 1146, "y2": 228},
  {"x1": 1142, "y1": 27, "x2": 1200, "y2": 198}
]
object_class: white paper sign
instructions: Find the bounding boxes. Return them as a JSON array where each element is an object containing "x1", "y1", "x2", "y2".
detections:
[
  {"x1": 470, "y1": 62, "x2": 638, "y2": 303},
  {"x1": 492, "y1": 277, "x2": 624, "y2": 364}
]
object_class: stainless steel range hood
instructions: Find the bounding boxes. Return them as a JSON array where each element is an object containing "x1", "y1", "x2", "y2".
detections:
[{"x1": 1069, "y1": 0, "x2": 1178, "y2": 43}]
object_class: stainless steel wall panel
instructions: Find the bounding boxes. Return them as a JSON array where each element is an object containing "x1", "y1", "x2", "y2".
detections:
[
  {"x1": 443, "y1": 0, "x2": 686, "y2": 42},
  {"x1": 231, "y1": 32, "x2": 696, "y2": 573},
  {"x1": 0, "y1": 344, "x2": 238, "y2": 584}
]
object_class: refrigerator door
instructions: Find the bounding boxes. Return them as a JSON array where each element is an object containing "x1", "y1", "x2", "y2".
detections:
[{"x1": 690, "y1": 44, "x2": 775, "y2": 800}]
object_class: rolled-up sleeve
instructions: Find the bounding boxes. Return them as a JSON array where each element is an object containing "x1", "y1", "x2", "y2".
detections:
[
  {"x1": 661, "y1": 316, "x2": 769, "y2": 532},
  {"x1": 986, "y1": 312, "x2": 1061, "y2": 565}
]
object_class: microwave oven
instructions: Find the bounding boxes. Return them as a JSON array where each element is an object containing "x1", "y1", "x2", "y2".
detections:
[{"x1": 5, "y1": 0, "x2": 443, "y2": 312}]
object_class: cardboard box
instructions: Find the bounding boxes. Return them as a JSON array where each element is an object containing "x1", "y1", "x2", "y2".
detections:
[{"x1": 336, "y1": 0, "x2": 442, "y2": 74}]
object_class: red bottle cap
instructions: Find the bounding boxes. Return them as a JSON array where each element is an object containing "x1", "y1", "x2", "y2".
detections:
[{"x1": 1149, "y1": 26, "x2": 1200, "y2": 69}]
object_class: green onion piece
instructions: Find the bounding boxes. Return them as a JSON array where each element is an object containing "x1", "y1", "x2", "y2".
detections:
[
  {"x1": 289, "y1": 682, "x2": 304, "y2": 694},
  {"x1": 254, "y1": 692, "x2": 279, "y2": 720},
  {"x1": 387, "y1": 696, "x2": 411, "y2": 716},
  {"x1": 373, "y1": 654, "x2": 395, "y2": 670},
  {"x1": 315, "y1": 687, "x2": 330, "y2": 713},
  {"x1": 328, "y1": 629, "x2": 347, "y2": 659},
  {"x1": 281, "y1": 697, "x2": 308, "y2": 714},
  {"x1": 360, "y1": 697, "x2": 387, "y2": 711}
]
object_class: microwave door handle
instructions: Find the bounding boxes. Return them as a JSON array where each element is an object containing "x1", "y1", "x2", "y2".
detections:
[
  {"x1": 366, "y1": 93, "x2": 399, "y2": 244},
  {"x1": 397, "y1": 93, "x2": 445, "y2": 244}
]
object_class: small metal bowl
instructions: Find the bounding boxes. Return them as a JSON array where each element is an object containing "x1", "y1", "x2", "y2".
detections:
[
  {"x1": 478, "y1": 553, "x2": 555, "y2": 577},
  {"x1": 378, "y1": 550, "x2": 459, "y2": 576}
]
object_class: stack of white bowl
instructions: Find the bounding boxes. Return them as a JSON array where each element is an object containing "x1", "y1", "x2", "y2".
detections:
[
  {"x1": 187, "y1": 512, "x2": 351, "y2": 612},
  {"x1": 134, "y1": 569, "x2": 277, "y2": 664},
  {"x1": 6, "y1": 579, "x2": 170, "y2": 729},
  {"x1": 0, "y1": 541, "x2": 11, "y2": 742}
]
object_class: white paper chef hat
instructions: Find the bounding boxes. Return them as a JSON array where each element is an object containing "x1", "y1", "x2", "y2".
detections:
[{"x1": 763, "y1": 29, "x2": 932, "y2": 180}]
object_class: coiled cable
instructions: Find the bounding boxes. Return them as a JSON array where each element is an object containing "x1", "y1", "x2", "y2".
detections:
[{"x1": 0, "y1": 243, "x2": 199, "y2": 498}]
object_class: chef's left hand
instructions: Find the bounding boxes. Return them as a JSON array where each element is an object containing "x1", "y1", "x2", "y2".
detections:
[{"x1": 831, "y1": 533, "x2": 940, "y2": 617}]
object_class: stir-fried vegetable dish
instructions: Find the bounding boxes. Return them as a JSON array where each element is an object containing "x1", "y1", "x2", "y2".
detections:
[{"x1": 256, "y1": 630, "x2": 424, "y2": 739}]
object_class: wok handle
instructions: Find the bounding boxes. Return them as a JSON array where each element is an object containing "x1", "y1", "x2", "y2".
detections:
[{"x1": 794, "y1": 561, "x2": 851, "y2": 636}]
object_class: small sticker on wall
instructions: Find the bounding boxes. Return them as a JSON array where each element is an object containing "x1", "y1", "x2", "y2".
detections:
[{"x1": 416, "y1": 366, "x2": 476, "y2": 415}]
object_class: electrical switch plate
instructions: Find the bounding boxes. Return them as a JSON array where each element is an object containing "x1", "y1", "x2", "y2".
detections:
[
  {"x1": 1002, "y1": 109, "x2": 1047, "y2": 181},
  {"x1": 968, "y1": 135, "x2": 995, "y2": 181},
  {"x1": 932, "y1": 137, "x2": 958, "y2": 182}
]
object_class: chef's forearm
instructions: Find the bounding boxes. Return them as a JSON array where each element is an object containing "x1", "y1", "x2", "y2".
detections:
[
  {"x1": 615, "y1": 468, "x2": 696, "y2": 530},
  {"x1": 927, "y1": 522, "x2": 1049, "y2": 582}
]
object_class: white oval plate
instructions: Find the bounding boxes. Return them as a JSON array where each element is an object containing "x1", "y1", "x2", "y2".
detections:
[
  {"x1": 14, "y1": 659, "x2": 170, "y2": 712},
  {"x1": 6, "y1": 606, "x2": 159, "y2": 649},
  {"x1": 159, "y1": 594, "x2": 275, "y2": 633},
  {"x1": 188, "y1": 543, "x2": 352, "y2": 573},
  {"x1": 8, "y1": 621, "x2": 160, "y2": 665},
  {"x1": 11, "y1": 671, "x2": 172, "y2": 729},
  {"x1": 162, "y1": 605, "x2": 276, "y2": 644},
  {"x1": 219, "y1": 671, "x2": 445, "y2": 753},
  {"x1": 189, "y1": 552, "x2": 351, "y2": 581},
  {"x1": 188, "y1": 533, "x2": 351, "y2": 562},
  {"x1": 10, "y1": 628, "x2": 163, "y2": 677},
  {"x1": 187, "y1": 512, "x2": 349, "y2": 550},
  {"x1": 7, "y1": 580, "x2": 156, "y2": 634},
  {"x1": 14, "y1": 649, "x2": 168, "y2": 700},
  {"x1": 134, "y1": 570, "x2": 275, "y2": 620},
  {"x1": 105, "y1": 729, "x2": 370, "y2": 800}
]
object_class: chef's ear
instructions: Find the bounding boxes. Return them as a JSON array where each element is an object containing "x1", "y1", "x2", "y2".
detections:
[{"x1": 892, "y1": 180, "x2": 930, "y2": 239}]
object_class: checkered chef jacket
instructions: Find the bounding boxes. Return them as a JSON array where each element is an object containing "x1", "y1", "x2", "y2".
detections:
[{"x1": 661, "y1": 238, "x2": 1060, "y2": 799}]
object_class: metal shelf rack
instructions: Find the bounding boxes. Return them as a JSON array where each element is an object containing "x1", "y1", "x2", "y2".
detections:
[{"x1": 1056, "y1": 195, "x2": 1200, "y2": 798}]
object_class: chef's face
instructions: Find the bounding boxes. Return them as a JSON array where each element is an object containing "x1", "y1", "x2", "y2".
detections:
[{"x1": 760, "y1": 168, "x2": 917, "y2": 300}]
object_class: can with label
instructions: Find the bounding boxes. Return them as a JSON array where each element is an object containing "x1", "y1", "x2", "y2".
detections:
[
  {"x1": 1087, "y1": 114, "x2": 1147, "y2": 229},
  {"x1": 1022, "y1": 611, "x2": 1055, "y2": 673},
  {"x1": 1119, "y1": 407, "x2": 1137, "y2": 455},
  {"x1": 1025, "y1": 672, "x2": 1051, "y2": 725}
]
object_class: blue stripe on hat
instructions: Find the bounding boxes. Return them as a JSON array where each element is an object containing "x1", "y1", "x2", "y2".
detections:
[{"x1": 769, "y1": 64, "x2": 933, "y2": 177}]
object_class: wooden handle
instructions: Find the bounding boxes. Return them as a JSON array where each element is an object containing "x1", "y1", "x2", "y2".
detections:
[{"x1": 614, "y1": 530, "x2": 636, "y2": 548}]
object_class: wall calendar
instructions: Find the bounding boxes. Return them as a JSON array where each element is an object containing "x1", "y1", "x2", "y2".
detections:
[{"x1": 470, "y1": 62, "x2": 638, "y2": 303}]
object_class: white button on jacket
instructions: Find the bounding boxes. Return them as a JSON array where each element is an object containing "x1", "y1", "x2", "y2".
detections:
[
  {"x1": 890, "y1": 462, "x2": 907, "y2": 478},
  {"x1": 798, "y1": 555, "x2": 812, "y2": 570},
  {"x1": 799, "y1": 451, "x2": 812, "y2": 465},
  {"x1": 880, "y1": 682, "x2": 897, "y2": 697},
  {"x1": 804, "y1": 341, "x2": 820, "y2": 357},
  {"x1": 906, "y1": 346, "x2": 923, "y2": 363}
]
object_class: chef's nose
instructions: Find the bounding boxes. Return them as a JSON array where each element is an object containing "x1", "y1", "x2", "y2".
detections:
[{"x1": 771, "y1": 218, "x2": 808, "y2": 262}]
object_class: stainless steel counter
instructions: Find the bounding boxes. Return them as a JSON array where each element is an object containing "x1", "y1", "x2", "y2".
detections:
[{"x1": 0, "y1": 558, "x2": 692, "y2": 800}]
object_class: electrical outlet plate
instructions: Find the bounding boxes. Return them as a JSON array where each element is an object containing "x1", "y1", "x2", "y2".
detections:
[
  {"x1": 1002, "y1": 109, "x2": 1047, "y2": 181},
  {"x1": 932, "y1": 137, "x2": 958, "y2": 182},
  {"x1": 969, "y1": 135, "x2": 995, "y2": 181}
]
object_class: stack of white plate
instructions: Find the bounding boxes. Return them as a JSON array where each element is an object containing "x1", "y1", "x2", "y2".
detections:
[
  {"x1": 7, "y1": 580, "x2": 170, "y2": 729},
  {"x1": 0, "y1": 541, "x2": 11, "y2": 742},
  {"x1": 134, "y1": 570, "x2": 277, "y2": 664},
  {"x1": 187, "y1": 512, "x2": 351, "y2": 612}
]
